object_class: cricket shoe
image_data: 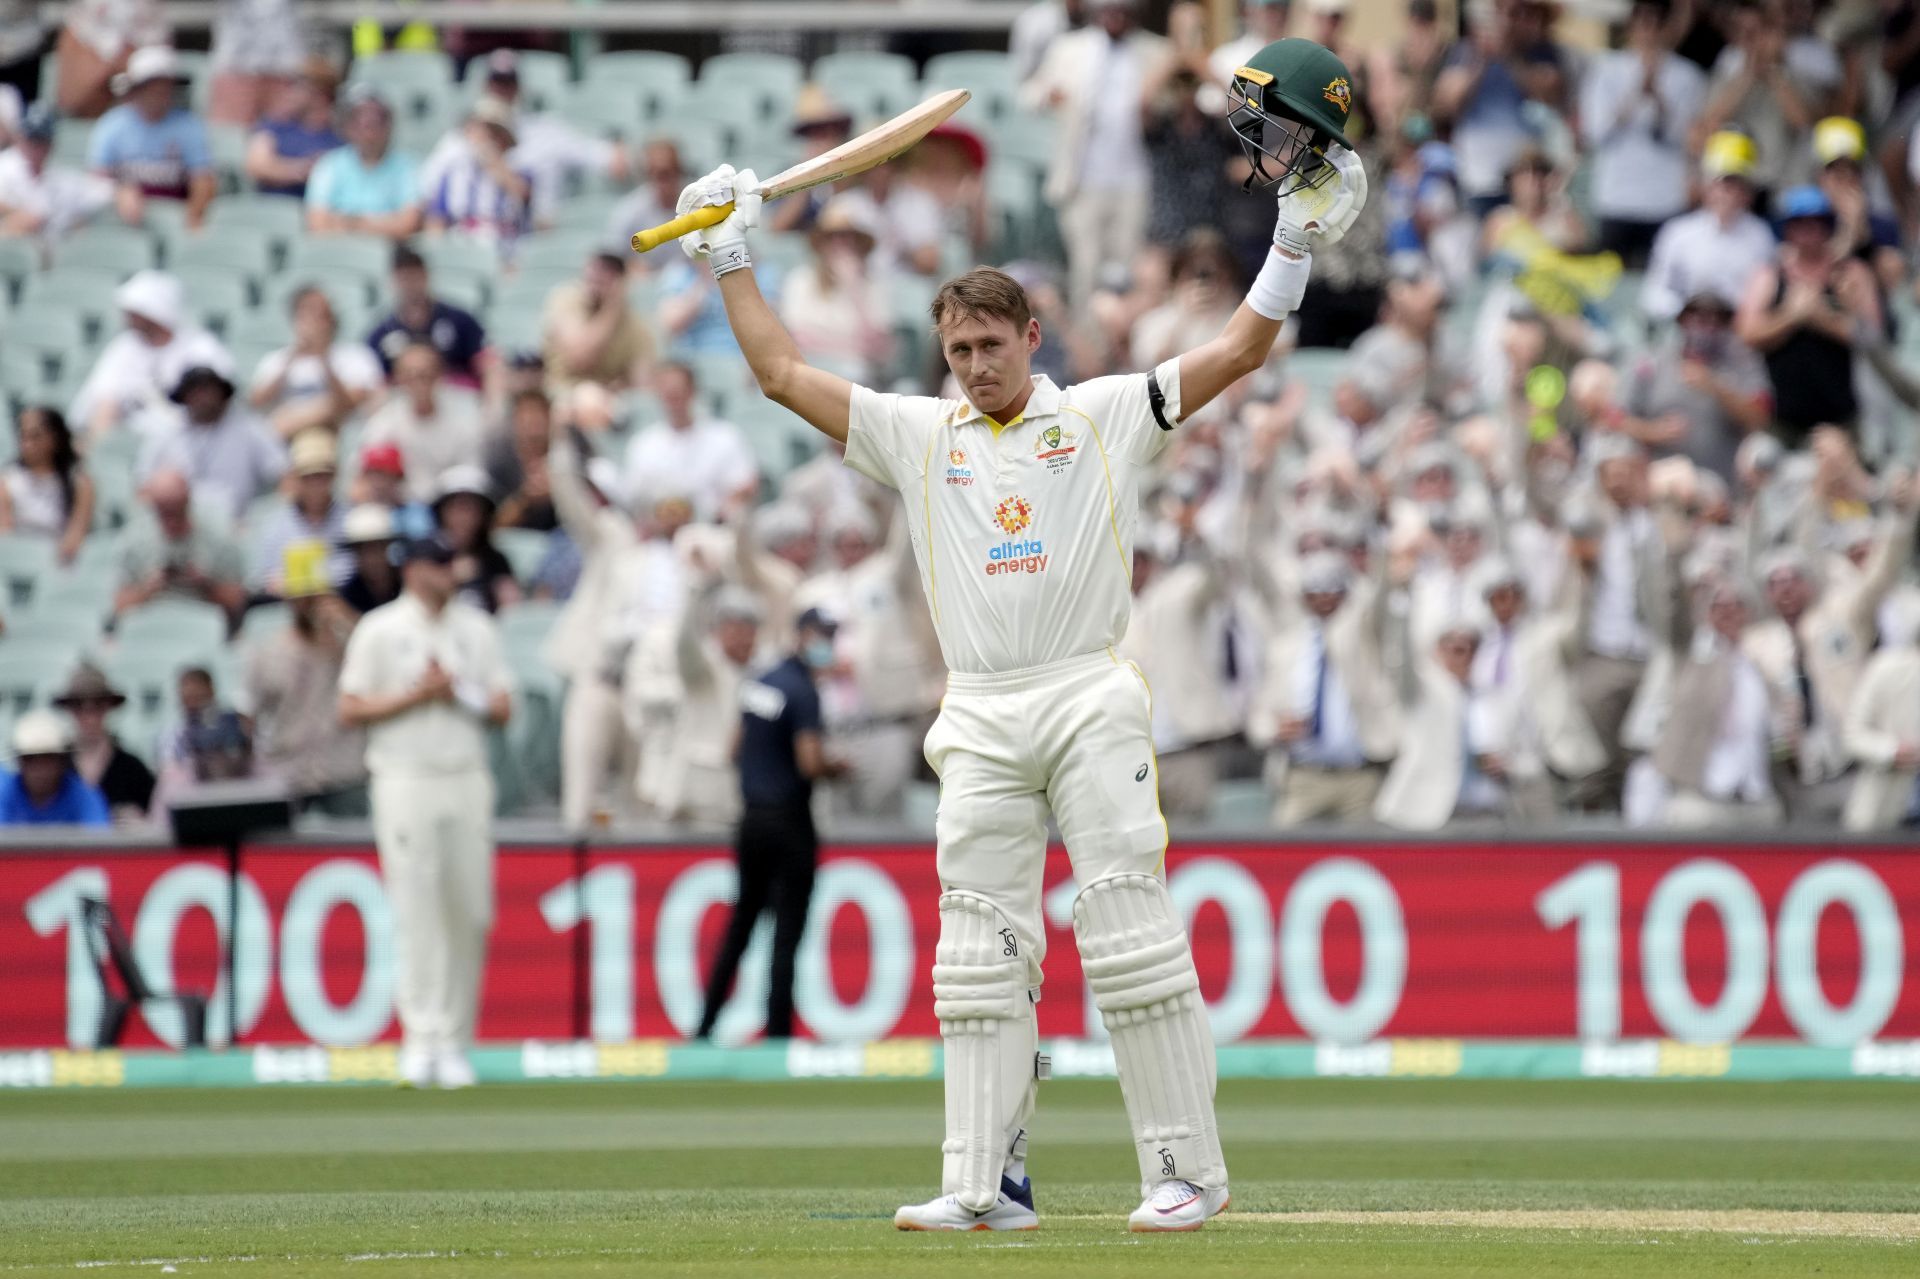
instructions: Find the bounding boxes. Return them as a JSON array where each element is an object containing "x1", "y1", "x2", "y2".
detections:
[
  {"x1": 894, "y1": 1176, "x2": 1038, "y2": 1231},
  {"x1": 434, "y1": 1052, "x2": 477, "y2": 1090},
  {"x1": 1128, "y1": 1179, "x2": 1229, "y2": 1232},
  {"x1": 397, "y1": 1046, "x2": 435, "y2": 1089}
]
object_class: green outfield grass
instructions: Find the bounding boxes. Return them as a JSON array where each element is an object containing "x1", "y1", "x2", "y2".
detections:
[{"x1": 2, "y1": 1077, "x2": 1917, "y2": 1275}]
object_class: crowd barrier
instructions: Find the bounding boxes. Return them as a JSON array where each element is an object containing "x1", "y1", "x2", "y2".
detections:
[{"x1": 5, "y1": 837, "x2": 1917, "y2": 1058}]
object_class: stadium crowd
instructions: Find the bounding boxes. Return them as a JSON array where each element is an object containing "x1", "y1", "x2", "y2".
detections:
[{"x1": 0, "y1": 0, "x2": 1918, "y2": 834}]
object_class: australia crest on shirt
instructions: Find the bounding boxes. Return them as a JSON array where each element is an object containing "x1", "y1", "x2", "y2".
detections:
[{"x1": 1034, "y1": 423, "x2": 1078, "y2": 474}]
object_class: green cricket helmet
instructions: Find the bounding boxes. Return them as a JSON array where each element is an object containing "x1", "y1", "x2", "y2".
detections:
[{"x1": 1227, "y1": 37, "x2": 1354, "y2": 194}]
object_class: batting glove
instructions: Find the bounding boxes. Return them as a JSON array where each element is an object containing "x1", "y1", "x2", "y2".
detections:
[
  {"x1": 1273, "y1": 145, "x2": 1368, "y2": 257},
  {"x1": 677, "y1": 164, "x2": 763, "y2": 276}
]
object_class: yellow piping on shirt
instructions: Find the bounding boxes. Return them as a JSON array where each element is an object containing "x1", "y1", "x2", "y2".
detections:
[
  {"x1": 1060, "y1": 404, "x2": 1130, "y2": 584},
  {"x1": 920, "y1": 427, "x2": 942, "y2": 626}
]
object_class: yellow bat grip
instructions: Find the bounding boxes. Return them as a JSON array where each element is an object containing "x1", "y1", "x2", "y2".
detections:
[{"x1": 630, "y1": 201, "x2": 736, "y2": 253}]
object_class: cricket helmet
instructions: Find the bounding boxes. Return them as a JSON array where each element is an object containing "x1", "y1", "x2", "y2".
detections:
[{"x1": 1227, "y1": 38, "x2": 1354, "y2": 194}]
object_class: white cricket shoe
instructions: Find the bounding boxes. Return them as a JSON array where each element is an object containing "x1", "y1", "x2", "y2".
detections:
[
  {"x1": 894, "y1": 1176, "x2": 1038, "y2": 1231},
  {"x1": 1128, "y1": 1179, "x2": 1229, "y2": 1232},
  {"x1": 434, "y1": 1051, "x2": 477, "y2": 1090},
  {"x1": 397, "y1": 1046, "x2": 434, "y2": 1089}
]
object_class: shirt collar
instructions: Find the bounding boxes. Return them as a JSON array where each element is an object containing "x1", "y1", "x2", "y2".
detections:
[{"x1": 950, "y1": 375, "x2": 1060, "y2": 430}]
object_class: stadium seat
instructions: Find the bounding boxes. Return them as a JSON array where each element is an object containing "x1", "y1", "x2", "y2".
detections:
[
  {"x1": 484, "y1": 304, "x2": 545, "y2": 355},
  {"x1": 583, "y1": 50, "x2": 691, "y2": 119},
  {"x1": 177, "y1": 272, "x2": 254, "y2": 343},
  {"x1": 50, "y1": 117, "x2": 91, "y2": 169},
  {"x1": 113, "y1": 599, "x2": 229, "y2": 656},
  {"x1": 417, "y1": 235, "x2": 498, "y2": 284},
  {"x1": 1286, "y1": 347, "x2": 1348, "y2": 406},
  {"x1": 285, "y1": 235, "x2": 394, "y2": 290},
  {"x1": 553, "y1": 193, "x2": 622, "y2": 236},
  {"x1": 168, "y1": 227, "x2": 275, "y2": 294},
  {"x1": 493, "y1": 528, "x2": 552, "y2": 585},
  {"x1": 20, "y1": 266, "x2": 122, "y2": 341},
  {"x1": 693, "y1": 52, "x2": 804, "y2": 130},
  {"x1": 34, "y1": 568, "x2": 116, "y2": 623},
  {"x1": 208, "y1": 125, "x2": 251, "y2": 189},
  {"x1": 207, "y1": 196, "x2": 306, "y2": 250},
  {"x1": 498, "y1": 598, "x2": 562, "y2": 656},
  {"x1": 988, "y1": 109, "x2": 1055, "y2": 172},
  {"x1": 100, "y1": 649, "x2": 208, "y2": 719},
  {"x1": 924, "y1": 51, "x2": 1017, "y2": 126},
  {"x1": 0, "y1": 534, "x2": 55, "y2": 607},
  {"x1": 432, "y1": 273, "x2": 489, "y2": 317},
  {"x1": 0, "y1": 345, "x2": 53, "y2": 411},
  {"x1": 7, "y1": 601, "x2": 107, "y2": 649},
  {"x1": 514, "y1": 232, "x2": 597, "y2": 280},
  {"x1": 351, "y1": 50, "x2": 456, "y2": 93},
  {"x1": 260, "y1": 274, "x2": 373, "y2": 329},
  {"x1": 51, "y1": 226, "x2": 157, "y2": 278},
  {"x1": 562, "y1": 81, "x2": 646, "y2": 144},
  {"x1": 810, "y1": 50, "x2": 919, "y2": 121},
  {"x1": 2, "y1": 304, "x2": 90, "y2": 387},
  {"x1": 0, "y1": 238, "x2": 38, "y2": 296},
  {"x1": 463, "y1": 48, "x2": 572, "y2": 112},
  {"x1": 0, "y1": 642, "x2": 73, "y2": 714}
]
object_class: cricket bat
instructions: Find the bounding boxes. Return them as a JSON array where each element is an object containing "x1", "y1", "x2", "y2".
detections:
[{"x1": 630, "y1": 89, "x2": 971, "y2": 253}]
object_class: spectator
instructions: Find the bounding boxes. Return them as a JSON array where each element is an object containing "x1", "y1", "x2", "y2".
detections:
[
  {"x1": 248, "y1": 430, "x2": 348, "y2": 596},
  {"x1": 248, "y1": 285, "x2": 386, "y2": 439},
  {"x1": 1370, "y1": 0, "x2": 1447, "y2": 136},
  {"x1": 1430, "y1": 0, "x2": 1569, "y2": 213},
  {"x1": 542, "y1": 246, "x2": 655, "y2": 397},
  {"x1": 113, "y1": 467, "x2": 247, "y2": 623},
  {"x1": 0, "y1": 711, "x2": 110, "y2": 826},
  {"x1": 1632, "y1": 579, "x2": 1782, "y2": 828},
  {"x1": 0, "y1": 405, "x2": 95, "y2": 564},
  {"x1": 53, "y1": 663, "x2": 155, "y2": 822},
  {"x1": 431, "y1": 465, "x2": 520, "y2": 614},
  {"x1": 1012, "y1": 0, "x2": 1086, "y2": 86},
  {"x1": 156, "y1": 665, "x2": 255, "y2": 794},
  {"x1": 362, "y1": 342, "x2": 489, "y2": 497},
  {"x1": 0, "y1": 103, "x2": 114, "y2": 243},
  {"x1": 635, "y1": 578, "x2": 762, "y2": 828},
  {"x1": 606, "y1": 137, "x2": 684, "y2": 248},
  {"x1": 1024, "y1": 0, "x2": 1166, "y2": 304},
  {"x1": 337, "y1": 531, "x2": 513, "y2": 1089},
  {"x1": 1641, "y1": 131, "x2": 1775, "y2": 323},
  {"x1": 355, "y1": 441, "x2": 432, "y2": 540},
  {"x1": 1129, "y1": 230, "x2": 1243, "y2": 370},
  {"x1": 1620, "y1": 291, "x2": 1772, "y2": 484},
  {"x1": 1375, "y1": 619, "x2": 1512, "y2": 830},
  {"x1": 207, "y1": 0, "x2": 305, "y2": 127},
  {"x1": 88, "y1": 45, "x2": 214, "y2": 230},
  {"x1": 903, "y1": 123, "x2": 993, "y2": 261},
  {"x1": 1142, "y1": 54, "x2": 1236, "y2": 265},
  {"x1": 1812, "y1": 116, "x2": 1903, "y2": 291},
  {"x1": 337, "y1": 501, "x2": 401, "y2": 615},
  {"x1": 1248, "y1": 554, "x2": 1401, "y2": 826},
  {"x1": 243, "y1": 62, "x2": 341, "y2": 199},
  {"x1": 838, "y1": 159, "x2": 947, "y2": 281},
  {"x1": 1331, "y1": 262, "x2": 1449, "y2": 433},
  {"x1": 68, "y1": 270, "x2": 230, "y2": 438},
  {"x1": 428, "y1": 48, "x2": 625, "y2": 203},
  {"x1": 55, "y1": 0, "x2": 168, "y2": 119},
  {"x1": 765, "y1": 85, "x2": 853, "y2": 235},
  {"x1": 779, "y1": 197, "x2": 894, "y2": 386},
  {"x1": 620, "y1": 362, "x2": 759, "y2": 525},
  {"x1": 304, "y1": 87, "x2": 421, "y2": 238},
  {"x1": 138, "y1": 362, "x2": 287, "y2": 523},
  {"x1": 420, "y1": 96, "x2": 538, "y2": 257},
  {"x1": 487, "y1": 389, "x2": 556, "y2": 531},
  {"x1": 1696, "y1": 0, "x2": 1837, "y2": 196},
  {"x1": 1842, "y1": 591, "x2": 1920, "y2": 830},
  {"x1": 1210, "y1": 0, "x2": 1292, "y2": 96},
  {"x1": 1481, "y1": 142, "x2": 1588, "y2": 259},
  {"x1": 367, "y1": 245, "x2": 487, "y2": 384},
  {"x1": 1578, "y1": 0, "x2": 1707, "y2": 268},
  {"x1": 1735, "y1": 184, "x2": 1878, "y2": 447},
  {"x1": 547, "y1": 413, "x2": 643, "y2": 831},
  {"x1": 0, "y1": 2, "x2": 45, "y2": 113},
  {"x1": 244, "y1": 543, "x2": 366, "y2": 813}
]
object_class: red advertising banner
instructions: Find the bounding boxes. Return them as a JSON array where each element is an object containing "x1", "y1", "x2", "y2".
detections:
[{"x1": 2, "y1": 841, "x2": 1916, "y2": 1049}]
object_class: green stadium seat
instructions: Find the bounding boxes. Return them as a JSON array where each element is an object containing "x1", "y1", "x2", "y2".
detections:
[
  {"x1": 0, "y1": 345, "x2": 54, "y2": 410},
  {"x1": 20, "y1": 266, "x2": 123, "y2": 340},
  {"x1": 3, "y1": 303, "x2": 91, "y2": 385},
  {"x1": 553, "y1": 192, "x2": 622, "y2": 236},
  {"x1": 583, "y1": 51, "x2": 691, "y2": 116},
  {"x1": 498, "y1": 598, "x2": 563, "y2": 656},
  {"x1": 811, "y1": 50, "x2": 919, "y2": 121},
  {"x1": 652, "y1": 120, "x2": 724, "y2": 178},
  {"x1": 167, "y1": 226, "x2": 275, "y2": 292},
  {"x1": 0, "y1": 238, "x2": 39, "y2": 295},
  {"x1": 493, "y1": 528, "x2": 552, "y2": 584},
  {"x1": 50, "y1": 117, "x2": 92, "y2": 168},
  {"x1": 352, "y1": 50, "x2": 456, "y2": 92},
  {"x1": 239, "y1": 600, "x2": 291, "y2": 651},
  {"x1": 7, "y1": 601, "x2": 107, "y2": 649},
  {"x1": 417, "y1": 235, "x2": 497, "y2": 283},
  {"x1": 924, "y1": 51, "x2": 1017, "y2": 125},
  {"x1": 989, "y1": 109, "x2": 1055, "y2": 171},
  {"x1": 113, "y1": 599, "x2": 229, "y2": 655},
  {"x1": 694, "y1": 52, "x2": 804, "y2": 129},
  {"x1": 32, "y1": 566, "x2": 116, "y2": 622},
  {"x1": 207, "y1": 195, "x2": 306, "y2": 248},
  {"x1": 51, "y1": 226, "x2": 158, "y2": 278},
  {"x1": 514, "y1": 232, "x2": 597, "y2": 280},
  {"x1": 562, "y1": 82, "x2": 646, "y2": 144},
  {"x1": 1285, "y1": 347, "x2": 1348, "y2": 406},
  {"x1": 176, "y1": 272, "x2": 254, "y2": 343},
  {"x1": 99, "y1": 648, "x2": 209, "y2": 719},
  {"x1": 0, "y1": 534, "x2": 56, "y2": 606},
  {"x1": 260, "y1": 273, "x2": 373, "y2": 328},
  {"x1": 285, "y1": 235, "x2": 394, "y2": 289},
  {"x1": 0, "y1": 642, "x2": 75, "y2": 714},
  {"x1": 208, "y1": 125, "x2": 251, "y2": 188}
]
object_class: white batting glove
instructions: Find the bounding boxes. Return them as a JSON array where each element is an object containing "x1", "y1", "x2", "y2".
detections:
[
  {"x1": 677, "y1": 164, "x2": 762, "y2": 276},
  {"x1": 1273, "y1": 145, "x2": 1368, "y2": 257}
]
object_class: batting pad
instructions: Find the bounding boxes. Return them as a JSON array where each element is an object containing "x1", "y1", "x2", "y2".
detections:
[
  {"x1": 1072, "y1": 873, "x2": 1228, "y2": 1194},
  {"x1": 932, "y1": 891, "x2": 1039, "y2": 1212}
]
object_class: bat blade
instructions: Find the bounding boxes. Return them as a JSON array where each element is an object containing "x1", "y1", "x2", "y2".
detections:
[{"x1": 631, "y1": 89, "x2": 971, "y2": 253}]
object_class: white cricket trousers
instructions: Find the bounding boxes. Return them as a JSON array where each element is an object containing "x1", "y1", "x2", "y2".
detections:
[
  {"x1": 560, "y1": 677, "x2": 633, "y2": 833},
  {"x1": 372, "y1": 769, "x2": 496, "y2": 1057},
  {"x1": 926, "y1": 650, "x2": 1168, "y2": 980}
]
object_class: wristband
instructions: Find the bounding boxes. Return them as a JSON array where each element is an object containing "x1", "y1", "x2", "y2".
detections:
[
  {"x1": 708, "y1": 240, "x2": 751, "y2": 279},
  {"x1": 1247, "y1": 249, "x2": 1311, "y2": 321}
]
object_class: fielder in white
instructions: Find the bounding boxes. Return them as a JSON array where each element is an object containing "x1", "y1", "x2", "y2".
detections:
[
  {"x1": 338, "y1": 535, "x2": 514, "y2": 1089},
  {"x1": 678, "y1": 37, "x2": 1367, "y2": 1233}
]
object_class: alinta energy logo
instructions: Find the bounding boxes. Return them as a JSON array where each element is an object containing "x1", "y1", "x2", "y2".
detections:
[
  {"x1": 945, "y1": 447, "x2": 973, "y2": 487},
  {"x1": 985, "y1": 494, "x2": 1046, "y2": 576}
]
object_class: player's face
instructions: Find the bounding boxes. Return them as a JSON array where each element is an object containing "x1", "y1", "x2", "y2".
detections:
[{"x1": 938, "y1": 313, "x2": 1041, "y2": 418}]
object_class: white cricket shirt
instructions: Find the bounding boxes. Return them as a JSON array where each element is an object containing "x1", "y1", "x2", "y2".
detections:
[
  {"x1": 338, "y1": 591, "x2": 514, "y2": 777},
  {"x1": 844, "y1": 363, "x2": 1181, "y2": 675}
]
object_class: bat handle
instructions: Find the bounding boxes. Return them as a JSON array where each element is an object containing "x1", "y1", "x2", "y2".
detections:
[{"x1": 630, "y1": 201, "x2": 736, "y2": 253}]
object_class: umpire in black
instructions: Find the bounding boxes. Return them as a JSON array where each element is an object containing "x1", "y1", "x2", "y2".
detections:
[{"x1": 696, "y1": 608, "x2": 844, "y2": 1040}]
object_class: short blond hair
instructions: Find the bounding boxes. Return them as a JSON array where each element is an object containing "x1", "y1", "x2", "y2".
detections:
[{"x1": 930, "y1": 266, "x2": 1032, "y2": 335}]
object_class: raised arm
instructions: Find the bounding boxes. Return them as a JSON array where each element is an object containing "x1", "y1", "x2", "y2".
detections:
[
  {"x1": 1178, "y1": 147, "x2": 1368, "y2": 420},
  {"x1": 672, "y1": 165, "x2": 855, "y2": 443}
]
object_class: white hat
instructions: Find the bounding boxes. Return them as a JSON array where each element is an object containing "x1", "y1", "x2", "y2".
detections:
[
  {"x1": 1474, "y1": 556, "x2": 1525, "y2": 596},
  {"x1": 12, "y1": 709, "x2": 73, "y2": 758},
  {"x1": 711, "y1": 586, "x2": 765, "y2": 624},
  {"x1": 112, "y1": 45, "x2": 189, "y2": 97},
  {"x1": 340, "y1": 503, "x2": 396, "y2": 545},
  {"x1": 115, "y1": 270, "x2": 186, "y2": 331},
  {"x1": 433, "y1": 464, "x2": 494, "y2": 506},
  {"x1": 1299, "y1": 551, "x2": 1352, "y2": 596},
  {"x1": 756, "y1": 502, "x2": 814, "y2": 549}
]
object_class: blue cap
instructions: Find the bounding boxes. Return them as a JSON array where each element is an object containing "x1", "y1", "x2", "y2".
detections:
[
  {"x1": 795, "y1": 606, "x2": 838, "y2": 636},
  {"x1": 19, "y1": 103, "x2": 55, "y2": 143},
  {"x1": 400, "y1": 533, "x2": 456, "y2": 566},
  {"x1": 1777, "y1": 184, "x2": 1834, "y2": 223}
]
